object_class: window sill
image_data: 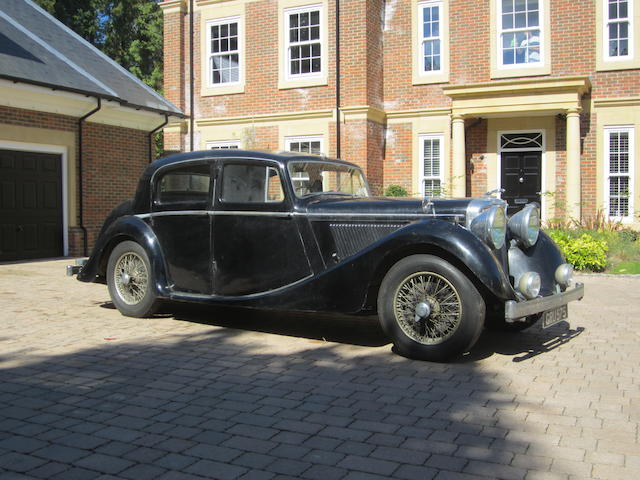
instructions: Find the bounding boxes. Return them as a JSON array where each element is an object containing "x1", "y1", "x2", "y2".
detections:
[
  {"x1": 201, "y1": 83, "x2": 245, "y2": 97},
  {"x1": 596, "y1": 57, "x2": 640, "y2": 71},
  {"x1": 490, "y1": 64, "x2": 550, "y2": 79},
  {"x1": 413, "y1": 71, "x2": 449, "y2": 85},
  {"x1": 278, "y1": 75, "x2": 328, "y2": 90}
]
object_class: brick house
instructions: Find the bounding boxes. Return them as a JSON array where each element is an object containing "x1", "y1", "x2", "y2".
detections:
[
  {"x1": 160, "y1": 0, "x2": 640, "y2": 227},
  {"x1": 0, "y1": 0, "x2": 183, "y2": 261}
]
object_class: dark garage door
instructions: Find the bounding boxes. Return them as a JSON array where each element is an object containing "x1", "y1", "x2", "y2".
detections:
[{"x1": 0, "y1": 149, "x2": 63, "y2": 261}]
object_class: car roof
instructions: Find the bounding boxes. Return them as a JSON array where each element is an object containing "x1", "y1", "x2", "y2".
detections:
[{"x1": 147, "y1": 150, "x2": 361, "y2": 175}]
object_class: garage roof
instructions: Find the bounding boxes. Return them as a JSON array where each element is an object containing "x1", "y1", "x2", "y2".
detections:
[{"x1": 0, "y1": 0, "x2": 183, "y2": 117}]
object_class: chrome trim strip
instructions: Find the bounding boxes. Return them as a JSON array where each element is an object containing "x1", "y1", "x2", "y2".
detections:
[
  {"x1": 136, "y1": 211, "x2": 293, "y2": 219},
  {"x1": 170, "y1": 273, "x2": 315, "y2": 300},
  {"x1": 297, "y1": 212, "x2": 460, "y2": 219},
  {"x1": 136, "y1": 211, "x2": 460, "y2": 219},
  {"x1": 504, "y1": 282, "x2": 584, "y2": 319}
]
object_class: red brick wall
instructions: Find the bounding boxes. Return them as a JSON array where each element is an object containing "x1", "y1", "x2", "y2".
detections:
[
  {"x1": 466, "y1": 119, "x2": 488, "y2": 198},
  {"x1": 0, "y1": 105, "x2": 152, "y2": 256},
  {"x1": 81, "y1": 123, "x2": 150, "y2": 253},
  {"x1": 383, "y1": 123, "x2": 413, "y2": 194},
  {"x1": 163, "y1": 0, "x2": 640, "y2": 215}
]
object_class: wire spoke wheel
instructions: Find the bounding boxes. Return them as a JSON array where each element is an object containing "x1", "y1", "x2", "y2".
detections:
[
  {"x1": 113, "y1": 252, "x2": 149, "y2": 305},
  {"x1": 393, "y1": 271, "x2": 462, "y2": 345}
]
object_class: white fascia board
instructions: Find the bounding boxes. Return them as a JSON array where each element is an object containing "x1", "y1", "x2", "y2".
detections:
[{"x1": 0, "y1": 80, "x2": 176, "y2": 131}]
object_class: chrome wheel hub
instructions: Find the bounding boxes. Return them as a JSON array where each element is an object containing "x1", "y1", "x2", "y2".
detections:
[
  {"x1": 414, "y1": 301, "x2": 431, "y2": 322},
  {"x1": 393, "y1": 272, "x2": 462, "y2": 345},
  {"x1": 113, "y1": 252, "x2": 148, "y2": 305}
]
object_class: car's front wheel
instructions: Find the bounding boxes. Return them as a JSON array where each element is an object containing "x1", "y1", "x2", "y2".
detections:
[
  {"x1": 378, "y1": 254, "x2": 485, "y2": 362},
  {"x1": 107, "y1": 240, "x2": 159, "y2": 317}
]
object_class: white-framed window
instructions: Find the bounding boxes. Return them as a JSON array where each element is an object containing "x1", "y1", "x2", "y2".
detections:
[
  {"x1": 498, "y1": 0, "x2": 542, "y2": 67},
  {"x1": 207, "y1": 140, "x2": 241, "y2": 150},
  {"x1": 285, "y1": 135, "x2": 323, "y2": 155},
  {"x1": 604, "y1": 0, "x2": 633, "y2": 59},
  {"x1": 419, "y1": 1, "x2": 442, "y2": 74},
  {"x1": 285, "y1": 5, "x2": 323, "y2": 79},
  {"x1": 419, "y1": 134, "x2": 444, "y2": 196},
  {"x1": 207, "y1": 17, "x2": 241, "y2": 86},
  {"x1": 285, "y1": 136, "x2": 324, "y2": 192},
  {"x1": 605, "y1": 126, "x2": 634, "y2": 221}
]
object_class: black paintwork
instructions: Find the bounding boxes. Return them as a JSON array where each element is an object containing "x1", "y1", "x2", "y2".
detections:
[{"x1": 78, "y1": 150, "x2": 566, "y2": 315}]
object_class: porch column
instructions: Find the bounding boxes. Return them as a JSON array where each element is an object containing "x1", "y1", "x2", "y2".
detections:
[
  {"x1": 565, "y1": 108, "x2": 581, "y2": 221},
  {"x1": 451, "y1": 114, "x2": 466, "y2": 197}
]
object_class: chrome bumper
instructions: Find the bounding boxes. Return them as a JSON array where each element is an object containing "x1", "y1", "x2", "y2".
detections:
[
  {"x1": 66, "y1": 259, "x2": 87, "y2": 276},
  {"x1": 504, "y1": 282, "x2": 584, "y2": 320}
]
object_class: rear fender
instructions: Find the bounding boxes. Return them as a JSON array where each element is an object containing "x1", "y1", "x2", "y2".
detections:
[{"x1": 77, "y1": 216, "x2": 170, "y2": 297}]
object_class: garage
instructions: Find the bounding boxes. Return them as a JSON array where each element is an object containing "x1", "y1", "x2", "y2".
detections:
[{"x1": 0, "y1": 149, "x2": 63, "y2": 261}]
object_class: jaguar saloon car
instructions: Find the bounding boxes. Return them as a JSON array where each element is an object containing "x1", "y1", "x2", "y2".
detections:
[{"x1": 69, "y1": 150, "x2": 584, "y2": 361}]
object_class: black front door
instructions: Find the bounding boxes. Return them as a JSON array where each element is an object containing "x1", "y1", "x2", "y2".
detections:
[
  {"x1": 0, "y1": 149, "x2": 63, "y2": 261},
  {"x1": 212, "y1": 161, "x2": 312, "y2": 296},
  {"x1": 501, "y1": 151, "x2": 541, "y2": 215}
]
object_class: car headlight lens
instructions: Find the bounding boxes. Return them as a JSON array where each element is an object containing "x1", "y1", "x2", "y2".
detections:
[
  {"x1": 517, "y1": 271, "x2": 541, "y2": 299},
  {"x1": 555, "y1": 263, "x2": 573, "y2": 288},
  {"x1": 508, "y1": 204, "x2": 540, "y2": 247},
  {"x1": 470, "y1": 206, "x2": 507, "y2": 250}
]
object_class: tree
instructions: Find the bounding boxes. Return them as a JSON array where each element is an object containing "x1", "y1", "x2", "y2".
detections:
[{"x1": 34, "y1": 0, "x2": 163, "y2": 93}]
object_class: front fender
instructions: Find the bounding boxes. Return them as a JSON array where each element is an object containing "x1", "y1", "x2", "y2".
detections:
[
  {"x1": 77, "y1": 216, "x2": 170, "y2": 297},
  {"x1": 372, "y1": 220, "x2": 516, "y2": 301}
]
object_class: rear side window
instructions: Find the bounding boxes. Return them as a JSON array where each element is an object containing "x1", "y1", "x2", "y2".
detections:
[
  {"x1": 156, "y1": 164, "x2": 211, "y2": 208},
  {"x1": 221, "y1": 164, "x2": 284, "y2": 203}
]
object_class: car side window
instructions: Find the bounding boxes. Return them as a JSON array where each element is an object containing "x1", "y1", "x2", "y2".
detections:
[
  {"x1": 221, "y1": 164, "x2": 285, "y2": 203},
  {"x1": 156, "y1": 164, "x2": 212, "y2": 209}
]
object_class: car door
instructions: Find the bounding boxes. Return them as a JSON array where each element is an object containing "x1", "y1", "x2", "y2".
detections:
[
  {"x1": 151, "y1": 161, "x2": 213, "y2": 294},
  {"x1": 212, "y1": 159, "x2": 312, "y2": 296}
]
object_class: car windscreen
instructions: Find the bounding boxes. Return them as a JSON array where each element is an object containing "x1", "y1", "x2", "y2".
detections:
[{"x1": 287, "y1": 161, "x2": 370, "y2": 198}]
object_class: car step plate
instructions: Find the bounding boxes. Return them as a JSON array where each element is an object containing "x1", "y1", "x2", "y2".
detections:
[{"x1": 542, "y1": 304, "x2": 568, "y2": 328}]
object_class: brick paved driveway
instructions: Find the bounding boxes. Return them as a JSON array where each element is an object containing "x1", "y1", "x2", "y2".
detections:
[{"x1": 0, "y1": 259, "x2": 638, "y2": 480}]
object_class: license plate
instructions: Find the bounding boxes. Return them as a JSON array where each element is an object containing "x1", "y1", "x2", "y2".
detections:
[{"x1": 542, "y1": 304, "x2": 568, "y2": 328}]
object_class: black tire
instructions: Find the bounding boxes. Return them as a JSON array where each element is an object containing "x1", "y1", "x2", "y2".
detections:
[
  {"x1": 107, "y1": 240, "x2": 159, "y2": 318},
  {"x1": 377, "y1": 254, "x2": 485, "y2": 362}
]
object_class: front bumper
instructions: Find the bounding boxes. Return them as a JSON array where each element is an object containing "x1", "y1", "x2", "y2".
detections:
[{"x1": 504, "y1": 282, "x2": 584, "y2": 320}]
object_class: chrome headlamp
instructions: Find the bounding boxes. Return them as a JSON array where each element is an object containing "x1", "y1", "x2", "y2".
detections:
[
  {"x1": 517, "y1": 271, "x2": 541, "y2": 299},
  {"x1": 470, "y1": 205, "x2": 507, "y2": 250},
  {"x1": 508, "y1": 203, "x2": 540, "y2": 248},
  {"x1": 555, "y1": 263, "x2": 574, "y2": 288}
]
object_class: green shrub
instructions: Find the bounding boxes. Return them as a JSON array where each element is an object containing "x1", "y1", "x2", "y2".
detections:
[
  {"x1": 384, "y1": 185, "x2": 409, "y2": 197},
  {"x1": 548, "y1": 231, "x2": 608, "y2": 272},
  {"x1": 617, "y1": 228, "x2": 639, "y2": 243}
]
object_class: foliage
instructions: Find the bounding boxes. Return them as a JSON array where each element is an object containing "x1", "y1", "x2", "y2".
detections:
[
  {"x1": 384, "y1": 185, "x2": 409, "y2": 197},
  {"x1": 611, "y1": 261, "x2": 640, "y2": 274},
  {"x1": 34, "y1": 0, "x2": 163, "y2": 92},
  {"x1": 547, "y1": 230, "x2": 608, "y2": 272}
]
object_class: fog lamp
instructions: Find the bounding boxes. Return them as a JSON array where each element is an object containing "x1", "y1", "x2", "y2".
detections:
[
  {"x1": 518, "y1": 272, "x2": 541, "y2": 299},
  {"x1": 555, "y1": 263, "x2": 574, "y2": 288}
]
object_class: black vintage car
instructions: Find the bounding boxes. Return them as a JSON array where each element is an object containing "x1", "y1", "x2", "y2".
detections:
[{"x1": 69, "y1": 150, "x2": 584, "y2": 361}]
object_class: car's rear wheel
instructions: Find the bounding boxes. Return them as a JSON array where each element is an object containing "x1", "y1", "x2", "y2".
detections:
[
  {"x1": 107, "y1": 241, "x2": 159, "y2": 317},
  {"x1": 378, "y1": 254, "x2": 485, "y2": 362}
]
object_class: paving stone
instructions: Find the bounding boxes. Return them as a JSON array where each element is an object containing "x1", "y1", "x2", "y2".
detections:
[
  {"x1": 33, "y1": 444, "x2": 90, "y2": 463},
  {"x1": 301, "y1": 464, "x2": 348, "y2": 480},
  {"x1": 185, "y1": 459, "x2": 248, "y2": 479},
  {"x1": 0, "y1": 437, "x2": 48, "y2": 454},
  {"x1": 119, "y1": 464, "x2": 167, "y2": 480},
  {"x1": 392, "y1": 464, "x2": 438, "y2": 480},
  {"x1": 337, "y1": 455, "x2": 398, "y2": 476},
  {"x1": 73, "y1": 454, "x2": 134, "y2": 475},
  {"x1": 0, "y1": 452, "x2": 47, "y2": 473}
]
